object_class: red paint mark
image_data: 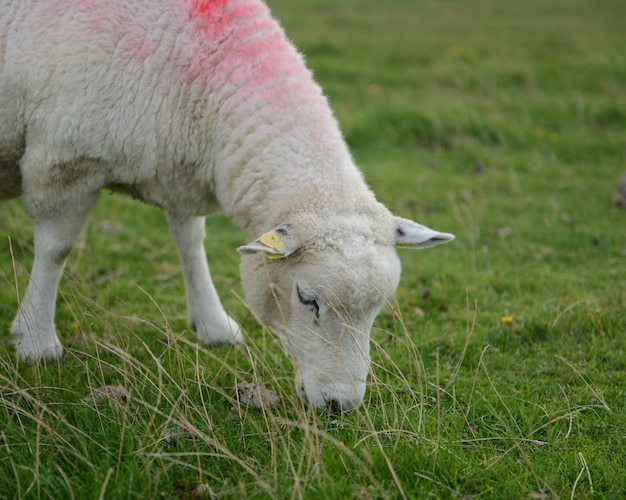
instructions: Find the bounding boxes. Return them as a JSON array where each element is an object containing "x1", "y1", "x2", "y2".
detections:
[
  {"x1": 187, "y1": 0, "x2": 268, "y2": 40},
  {"x1": 180, "y1": 0, "x2": 324, "y2": 122},
  {"x1": 192, "y1": 0, "x2": 228, "y2": 18}
]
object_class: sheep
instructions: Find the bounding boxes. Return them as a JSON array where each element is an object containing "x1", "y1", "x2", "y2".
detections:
[{"x1": 0, "y1": 0, "x2": 454, "y2": 411}]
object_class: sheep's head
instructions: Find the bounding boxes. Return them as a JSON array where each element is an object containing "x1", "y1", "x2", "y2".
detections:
[{"x1": 238, "y1": 211, "x2": 453, "y2": 412}]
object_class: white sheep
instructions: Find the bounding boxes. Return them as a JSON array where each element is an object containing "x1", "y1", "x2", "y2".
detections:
[{"x1": 0, "y1": 0, "x2": 453, "y2": 411}]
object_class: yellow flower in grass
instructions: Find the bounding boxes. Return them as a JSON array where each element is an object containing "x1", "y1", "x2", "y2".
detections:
[{"x1": 501, "y1": 315, "x2": 514, "y2": 325}]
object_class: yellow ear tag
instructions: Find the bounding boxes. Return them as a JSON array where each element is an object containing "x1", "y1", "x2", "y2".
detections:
[
  {"x1": 260, "y1": 233, "x2": 283, "y2": 251},
  {"x1": 260, "y1": 233, "x2": 285, "y2": 259}
]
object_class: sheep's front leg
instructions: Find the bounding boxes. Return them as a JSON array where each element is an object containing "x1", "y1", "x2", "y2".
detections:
[
  {"x1": 167, "y1": 213, "x2": 244, "y2": 345},
  {"x1": 12, "y1": 200, "x2": 95, "y2": 362}
]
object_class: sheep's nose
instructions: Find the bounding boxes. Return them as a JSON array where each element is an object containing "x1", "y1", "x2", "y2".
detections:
[
  {"x1": 297, "y1": 372, "x2": 366, "y2": 413},
  {"x1": 301, "y1": 390, "x2": 359, "y2": 413},
  {"x1": 326, "y1": 399, "x2": 343, "y2": 414}
]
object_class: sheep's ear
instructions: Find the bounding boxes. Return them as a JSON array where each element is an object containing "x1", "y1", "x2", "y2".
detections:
[
  {"x1": 237, "y1": 224, "x2": 300, "y2": 260},
  {"x1": 394, "y1": 217, "x2": 455, "y2": 249}
]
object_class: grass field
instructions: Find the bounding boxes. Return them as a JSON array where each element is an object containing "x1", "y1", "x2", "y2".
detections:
[{"x1": 1, "y1": 0, "x2": 625, "y2": 498}]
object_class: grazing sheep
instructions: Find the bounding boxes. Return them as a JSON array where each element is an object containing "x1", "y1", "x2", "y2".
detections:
[{"x1": 0, "y1": 0, "x2": 453, "y2": 411}]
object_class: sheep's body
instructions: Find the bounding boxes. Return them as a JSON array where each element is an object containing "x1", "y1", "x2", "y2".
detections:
[{"x1": 0, "y1": 0, "x2": 453, "y2": 411}]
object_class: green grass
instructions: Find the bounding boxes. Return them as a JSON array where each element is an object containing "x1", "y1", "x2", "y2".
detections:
[{"x1": 1, "y1": 0, "x2": 625, "y2": 497}]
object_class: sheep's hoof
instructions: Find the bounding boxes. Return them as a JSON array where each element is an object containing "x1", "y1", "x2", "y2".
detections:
[
  {"x1": 12, "y1": 329, "x2": 64, "y2": 364},
  {"x1": 192, "y1": 315, "x2": 245, "y2": 346}
]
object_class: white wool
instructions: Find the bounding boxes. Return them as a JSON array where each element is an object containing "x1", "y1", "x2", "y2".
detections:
[{"x1": 0, "y1": 0, "x2": 453, "y2": 411}]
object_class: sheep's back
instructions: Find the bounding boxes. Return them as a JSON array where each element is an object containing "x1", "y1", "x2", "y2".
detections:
[{"x1": 0, "y1": 0, "x2": 366, "y2": 221}]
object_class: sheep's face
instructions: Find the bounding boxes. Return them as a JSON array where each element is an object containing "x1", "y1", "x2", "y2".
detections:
[
  {"x1": 241, "y1": 242, "x2": 400, "y2": 412},
  {"x1": 239, "y1": 216, "x2": 453, "y2": 412}
]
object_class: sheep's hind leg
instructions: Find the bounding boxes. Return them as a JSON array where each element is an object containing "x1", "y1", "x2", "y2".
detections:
[
  {"x1": 167, "y1": 213, "x2": 244, "y2": 345},
  {"x1": 12, "y1": 197, "x2": 97, "y2": 363}
]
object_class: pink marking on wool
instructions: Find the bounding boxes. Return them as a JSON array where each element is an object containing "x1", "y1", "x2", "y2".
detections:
[
  {"x1": 182, "y1": 0, "x2": 319, "y2": 121},
  {"x1": 215, "y1": 32, "x2": 306, "y2": 115},
  {"x1": 218, "y1": 31, "x2": 285, "y2": 80},
  {"x1": 191, "y1": 0, "x2": 228, "y2": 18},
  {"x1": 187, "y1": 0, "x2": 268, "y2": 40}
]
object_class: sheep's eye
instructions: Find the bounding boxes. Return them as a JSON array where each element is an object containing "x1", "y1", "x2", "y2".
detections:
[{"x1": 297, "y1": 285, "x2": 320, "y2": 318}]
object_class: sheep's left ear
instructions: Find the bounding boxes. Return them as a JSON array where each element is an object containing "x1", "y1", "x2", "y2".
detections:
[
  {"x1": 394, "y1": 217, "x2": 455, "y2": 249},
  {"x1": 238, "y1": 224, "x2": 300, "y2": 260}
]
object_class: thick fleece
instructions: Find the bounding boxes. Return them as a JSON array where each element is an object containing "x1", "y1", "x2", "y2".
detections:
[{"x1": 0, "y1": 0, "x2": 453, "y2": 411}]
